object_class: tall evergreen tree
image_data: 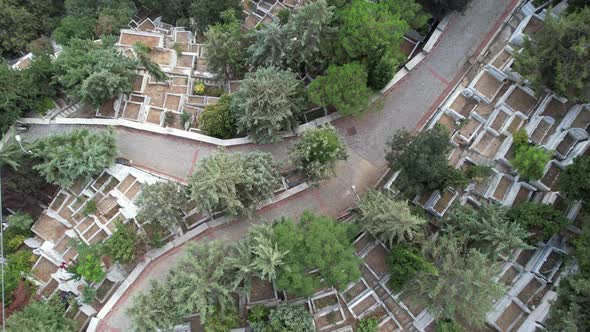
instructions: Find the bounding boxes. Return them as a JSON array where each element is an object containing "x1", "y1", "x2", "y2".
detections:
[
  {"x1": 359, "y1": 190, "x2": 426, "y2": 246},
  {"x1": 189, "y1": 150, "x2": 280, "y2": 218},
  {"x1": 135, "y1": 181, "x2": 189, "y2": 234},
  {"x1": 415, "y1": 236, "x2": 505, "y2": 328},
  {"x1": 32, "y1": 128, "x2": 117, "y2": 187},
  {"x1": 231, "y1": 66, "x2": 306, "y2": 144},
  {"x1": 307, "y1": 62, "x2": 371, "y2": 116},
  {"x1": 204, "y1": 11, "x2": 246, "y2": 80},
  {"x1": 128, "y1": 280, "x2": 185, "y2": 332},
  {"x1": 248, "y1": 22, "x2": 286, "y2": 69},
  {"x1": 445, "y1": 204, "x2": 531, "y2": 258},
  {"x1": 284, "y1": 0, "x2": 335, "y2": 73},
  {"x1": 514, "y1": 7, "x2": 590, "y2": 102},
  {"x1": 168, "y1": 242, "x2": 236, "y2": 324}
]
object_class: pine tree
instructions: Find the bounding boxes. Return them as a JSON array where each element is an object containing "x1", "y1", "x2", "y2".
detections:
[
  {"x1": 250, "y1": 224, "x2": 286, "y2": 281},
  {"x1": 231, "y1": 66, "x2": 305, "y2": 144},
  {"x1": 284, "y1": 0, "x2": 335, "y2": 73},
  {"x1": 358, "y1": 190, "x2": 426, "y2": 246},
  {"x1": 136, "y1": 181, "x2": 189, "y2": 234},
  {"x1": 204, "y1": 11, "x2": 246, "y2": 80},
  {"x1": 514, "y1": 8, "x2": 590, "y2": 102},
  {"x1": 248, "y1": 22, "x2": 286, "y2": 69},
  {"x1": 168, "y1": 242, "x2": 236, "y2": 324},
  {"x1": 307, "y1": 62, "x2": 371, "y2": 116},
  {"x1": 415, "y1": 236, "x2": 505, "y2": 328},
  {"x1": 32, "y1": 127, "x2": 117, "y2": 187},
  {"x1": 445, "y1": 204, "x2": 531, "y2": 258},
  {"x1": 128, "y1": 280, "x2": 184, "y2": 332}
]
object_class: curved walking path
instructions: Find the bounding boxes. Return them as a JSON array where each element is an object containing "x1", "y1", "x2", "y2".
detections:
[{"x1": 22, "y1": 0, "x2": 519, "y2": 329}]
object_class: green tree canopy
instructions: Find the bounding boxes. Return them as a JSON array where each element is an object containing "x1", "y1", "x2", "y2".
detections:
[
  {"x1": 248, "y1": 22, "x2": 286, "y2": 69},
  {"x1": 512, "y1": 145, "x2": 551, "y2": 181},
  {"x1": 507, "y1": 202, "x2": 570, "y2": 244},
  {"x1": 73, "y1": 242, "x2": 105, "y2": 283},
  {"x1": 54, "y1": 39, "x2": 137, "y2": 107},
  {"x1": 128, "y1": 280, "x2": 185, "y2": 332},
  {"x1": 168, "y1": 242, "x2": 236, "y2": 324},
  {"x1": 290, "y1": 126, "x2": 348, "y2": 182},
  {"x1": 445, "y1": 204, "x2": 531, "y2": 257},
  {"x1": 336, "y1": 0, "x2": 408, "y2": 60},
  {"x1": 383, "y1": 0, "x2": 431, "y2": 31},
  {"x1": 190, "y1": 0, "x2": 242, "y2": 34},
  {"x1": 103, "y1": 222, "x2": 141, "y2": 264},
  {"x1": 560, "y1": 155, "x2": 590, "y2": 202},
  {"x1": 307, "y1": 62, "x2": 371, "y2": 116},
  {"x1": 415, "y1": 236, "x2": 505, "y2": 328},
  {"x1": 268, "y1": 303, "x2": 315, "y2": 332},
  {"x1": 385, "y1": 126, "x2": 462, "y2": 195},
  {"x1": 32, "y1": 128, "x2": 117, "y2": 187},
  {"x1": 387, "y1": 244, "x2": 437, "y2": 292},
  {"x1": 231, "y1": 66, "x2": 306, "y2": 144},
  {"x1": 53, "y1": 16, "x2": 96, "y2": 45},
  {"x1": 199, "y1": 94, "x2": 237, "y2": 139},
  {"x1": 284, "y1": 0, "x2": 335, "y2": 73},
  {"x1": 0, "y1": 53, "x2": 58, "y2": 133},
  {"x1": 136, "y1": 181, "x2": 189, "y2": 234},
  {"x1": 546, "y1": 217, "x2": 590, "y2": 331},
  {"x1": 514, "y1": 7, "x2": 590, "y2": 102},
  {"x1": 274, "y1": 212, "x2": 361, "y2": 297},
  {"x1": 204, "y1": 11, "x2": 246, "y2": 80},
  {"x1": 189, "y1": 150, "x2": 280, "y2": 218},
  {"x1": 358, "y1": 190, "x2": 426, "y2": 246},
  {"x1": 0, "y1": 0, "x2": 61, "y2": 56},
  {"x1": 6, "y1": 299, "x2": 76, "y2": 332}
]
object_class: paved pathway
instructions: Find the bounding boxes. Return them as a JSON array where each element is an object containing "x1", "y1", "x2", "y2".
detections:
[{"x1": 21, "y1": 0, "x2": 518, "y2": 329}]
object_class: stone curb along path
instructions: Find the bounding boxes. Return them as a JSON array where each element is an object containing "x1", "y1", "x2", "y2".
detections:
[
  {"x1": 86, "y1": 181, "x2": 310, "y2": 331},
  {"x1": 18, "y1": 13, "x2": 453, "y2": 148}
]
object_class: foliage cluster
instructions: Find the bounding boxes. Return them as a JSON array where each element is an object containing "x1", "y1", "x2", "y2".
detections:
[
  {"x1": 387, "y1": 244, "x2": 437, "y2": 292},
  {"x1": 6, "y1": 299, "x2": 76, "y2": 332},
  {"x1": 386, "y1": 126, "x2": 466, "y2": 195},
  {"x1": 199, "y1": 94, "x2": 237, "y2": 139},
  {"x1": 32, "y1": 127, "x2": 117, "y2": 187},
  {"x1": 189, "y1": 150, "x2": 280, "y2": 218},
  {"x1": 0, "y1": 53, "x2": 58, "y2": 133},
  {"x1": 273, "y1": 211, "x2": 361, "y2": 297},
  {"x1": 358, "y1": 190, "x2": 426, "y2": 246},
  {"x1": 514, "y1": 7, "x2": 590, "y2": 102},
  {"x1": 291, "y1": 126, "x2": 348, "y2": 182},
  {"x1": 54, "y1": 39, "x2": 137, "y2": 107},
  {"x1": 507, "y1": 202, "x2": 570, "y2": 244},
  {"x1": 136, "y1": 181, "x2": 190, "y2": 235},
  {"x1": 560, "y1": 155, "x2": 590, "y2": 202}
]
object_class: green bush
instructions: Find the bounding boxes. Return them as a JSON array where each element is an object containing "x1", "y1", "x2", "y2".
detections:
[
  {"x1": 103, "y1": 222, "x2": 141, "y2": 264},
  {"x1": 436, "y1": 320, "x2": 465, "y2": 332},
  {"x1": 7, "y1": 212, "x2": 34, "y2": 232},
  {"x1": 268, "y1": 304, "x2": 314, "y2": 332},
  {"x1": 512, "y1": 145, "x2": 551, "y2": 181},
  {"x1": 357, "y1": 317, "x2": 379, "y2": 332},
  {"x1": 290, "y1": 126, "x2": 348, "y2": 183},
  {"x1": 74, "y1": 242, "x2": 105, "y2": 283},
  {"x1": 248, "y1": 304, "x2": 270, "y2": 323},
  {"x1": 465, "y1": 164, "x2": 492, "y2": 181},
  {"x1": 508, "y1": 202, "x2": 570, "y2": 244},
  {"x1": 204, "y1": 308, "x2": 241, "y2": 332},
  {"x1": 199, "y1": 95, "x2": 236, "y2": 139},
  {"x1": 81, "y1": 286, "x2": 97, "y2": 304},
  {"x1": 6, "y1": 235, "x2": 26, "y2": 254},
  {"x1": 512, "y1": 128, "x2": 529, "y2": 147},
  {"x1": 387, "y1": 245, "x2": 437, "y2": 292},
  {"x1": 560, "y1": 156, "x2": 590, "y2": 202},
  {"x1": 83, "y1": 200, "x2": 97, "y2": 216}
]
